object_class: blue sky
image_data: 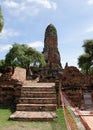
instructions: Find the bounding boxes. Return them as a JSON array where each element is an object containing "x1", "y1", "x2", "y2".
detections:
[{"x1": 0, "y1": 0, "x2": 93, "y2": 68}]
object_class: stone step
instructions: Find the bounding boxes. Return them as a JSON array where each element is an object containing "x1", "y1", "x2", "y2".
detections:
[
  {"x1": 22, "y1": 87, "x2": 55, "y2": 92},
  {"x1": 23, "y1": 83, "x2": 55, "y2": 88},
  {"x1": 9, "y1": 111, "x2": 56, "y2": 121},
  {"x1": 10, "y1": 82, "x2": 57, "y2": 121},
  {"x1": 19, "y1": 97, "x2": 56, "y2": 104},
  {"x1": 21, "y1": 92, "x2": 56, "y2": 98},
  {"x1": 16, "y1": 104, "x2": 57, "y2": 111}
]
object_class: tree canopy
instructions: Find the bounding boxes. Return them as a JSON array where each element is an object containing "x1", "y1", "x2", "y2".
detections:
[
  {"x1": 0, "y1": 59, "x2": 5, "y2": 73},
  {"x1": 5, "y1": 43, "x2": 46, "y2": 68},
  {"x1": 0, "y1": 6, "x2": 4, "y2": 32},
  {"x1": 78, "y1": 40, "x2": 93, "y2": 74}
]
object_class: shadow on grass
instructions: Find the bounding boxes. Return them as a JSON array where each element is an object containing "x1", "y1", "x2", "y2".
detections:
[
  {"x1": 0, "y1": 106, "x2": 17, "y2": 129},
  {"x1": 0, "y1": 106, "x2": 16, "y2": 113}
]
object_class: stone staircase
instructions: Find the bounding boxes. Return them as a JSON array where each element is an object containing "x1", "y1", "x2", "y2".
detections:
[{"x1": 10, "y1": 83, "x2": 57, "y2": 121}]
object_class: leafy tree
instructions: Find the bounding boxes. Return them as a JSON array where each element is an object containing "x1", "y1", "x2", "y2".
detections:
[
  {"x1": 83, "y1": 40, "x2": 93, "y2": 56},
  {"x1": 78, "y1": 40, "x2": 93, "y2": 74},
  {"x1": 0, "y1": 6, "x2": 4, "y2": 32},
  {"x1": 5, "y1": 43, "x2": 46, "y2": 68},
  {"x1": 0, "y1": 59, "x2": 5, "y2": 73}
]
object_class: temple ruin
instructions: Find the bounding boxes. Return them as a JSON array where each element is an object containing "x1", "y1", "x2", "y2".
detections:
[
  {"x1": 0, "y1": 24, "x2": 93, "y2": 122},
  {"x1": 40, "y1": 24, "x2": 62, "y2": 82},
  {"x1": 43, "y1": 24, "x2": 62, "y2": 69}
]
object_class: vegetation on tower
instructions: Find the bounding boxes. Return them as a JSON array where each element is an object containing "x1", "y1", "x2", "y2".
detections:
[{"x1": 45, "y1": 24, "x2": 57, "y2": 36}]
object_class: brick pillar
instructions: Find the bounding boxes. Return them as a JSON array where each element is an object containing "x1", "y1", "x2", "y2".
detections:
[
  {"x1": 91, "y1": 92, "x2": 93, "y2": 103},
  {"x1": 55, "y1": 80, "x2": 61, "y2": 108}
]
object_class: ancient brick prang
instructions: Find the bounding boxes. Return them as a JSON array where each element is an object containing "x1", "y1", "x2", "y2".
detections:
[{"x1": 43, "y1": 24, "x2": 62, "y2": 69}]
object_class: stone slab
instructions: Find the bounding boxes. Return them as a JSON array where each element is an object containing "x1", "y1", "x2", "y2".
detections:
[
  {"x1": 23, "y1": 82, "x2": 55, "y2": 87},
  {"x1": 10, "y1": 111, "x2": 56, "y2": 121}
]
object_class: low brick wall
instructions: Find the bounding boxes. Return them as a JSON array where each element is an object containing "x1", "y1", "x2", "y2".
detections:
[
  {"x1": 0, "y1": 82, "x2": 22, "y2": 107},
  {"x1": 0, "y1": 67, "x2": 26, "y2": 107}
]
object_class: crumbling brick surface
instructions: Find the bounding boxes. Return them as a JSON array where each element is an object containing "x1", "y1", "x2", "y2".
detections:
[
  {"x1": 61, "y1": 66, "x2": 85, "y2": 88},
  {"x1": 43, "y1": 24, "x2": 62, "y2": 69},
  {"x1": 0, "y1": 67, "x2": 24, "y2": 107},
  {"x1": 12, "y1": 67, "x2": 26, "y2": 82},
  {"x1": 0, "y1": 83, "x2": 22, "y2": 107}
]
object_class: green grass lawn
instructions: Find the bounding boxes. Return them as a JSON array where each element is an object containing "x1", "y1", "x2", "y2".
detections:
[{"x1": 0, "y1": 107, "x2": 67, "y2": 130}]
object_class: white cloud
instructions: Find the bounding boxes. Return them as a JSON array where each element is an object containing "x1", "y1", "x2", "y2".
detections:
[
  {"x1": 0, "y1": 41, "x2": 43, "y2": 54},
  {"x1": 52, "y1": 2, "x2": 57, "y2": 10},
  {"x1": 0, "y1": 44, "x2": 12, "y2": 52},
  {"x1": 86, "y1": 26, "x2": 93, "y2": 33},
  {"x1": 0, "y1": 28, "x2": 20, "y2": 39},
  {"x1": 2, "y1": 0, "x2": 57, "y2": 17},
  {"x1": 87, "y1": 0, "x2": 93, "y2": 5},
  {"x1": 3, "y1": 0, "x2": 28, "y2": 16},
  {"x1": 3, "y1": 0, "x2": 19, "y2": 8},
  {"x1": 27, "y1": 0, "x2": 57, "y2": 9},
  {"x1": 3, "y1": 1, "x2": 39, "y2": 16},
  {"x1": 27, "y1": 41, "x2": 44, "y2": 48}
]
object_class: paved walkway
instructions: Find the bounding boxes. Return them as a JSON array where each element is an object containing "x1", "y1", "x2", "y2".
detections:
[
  {"x1": 73, "y1": 108, "x2": 93, "y2": 130},
  {"x1": 81, "y1": 116, "x2": 93, "y2": 130},
  {"x1": 63, "y1": 93, "x2": 93, "y2": 130},
  {"x1": 63, "y1": 91, "x2": 93, "y2": 130}
]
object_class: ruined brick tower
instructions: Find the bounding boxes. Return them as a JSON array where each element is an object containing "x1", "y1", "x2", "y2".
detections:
[{"x1": 43, "y1": 24, "x2": 62, "y2": 69}]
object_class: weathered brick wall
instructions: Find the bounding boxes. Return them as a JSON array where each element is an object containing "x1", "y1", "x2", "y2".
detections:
[
  {"x1": 0, "y1": 67, "x2": 25, "y2": 107},
  {"x1": 13, "y1": 83, "x2": 22, "y2": 105},
  {"x1": 0, "y1": 82, "x2": 22, "y2": 107},
  {"x1": 12, "y1": 67, "x2": 26, "y2": 82}
]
